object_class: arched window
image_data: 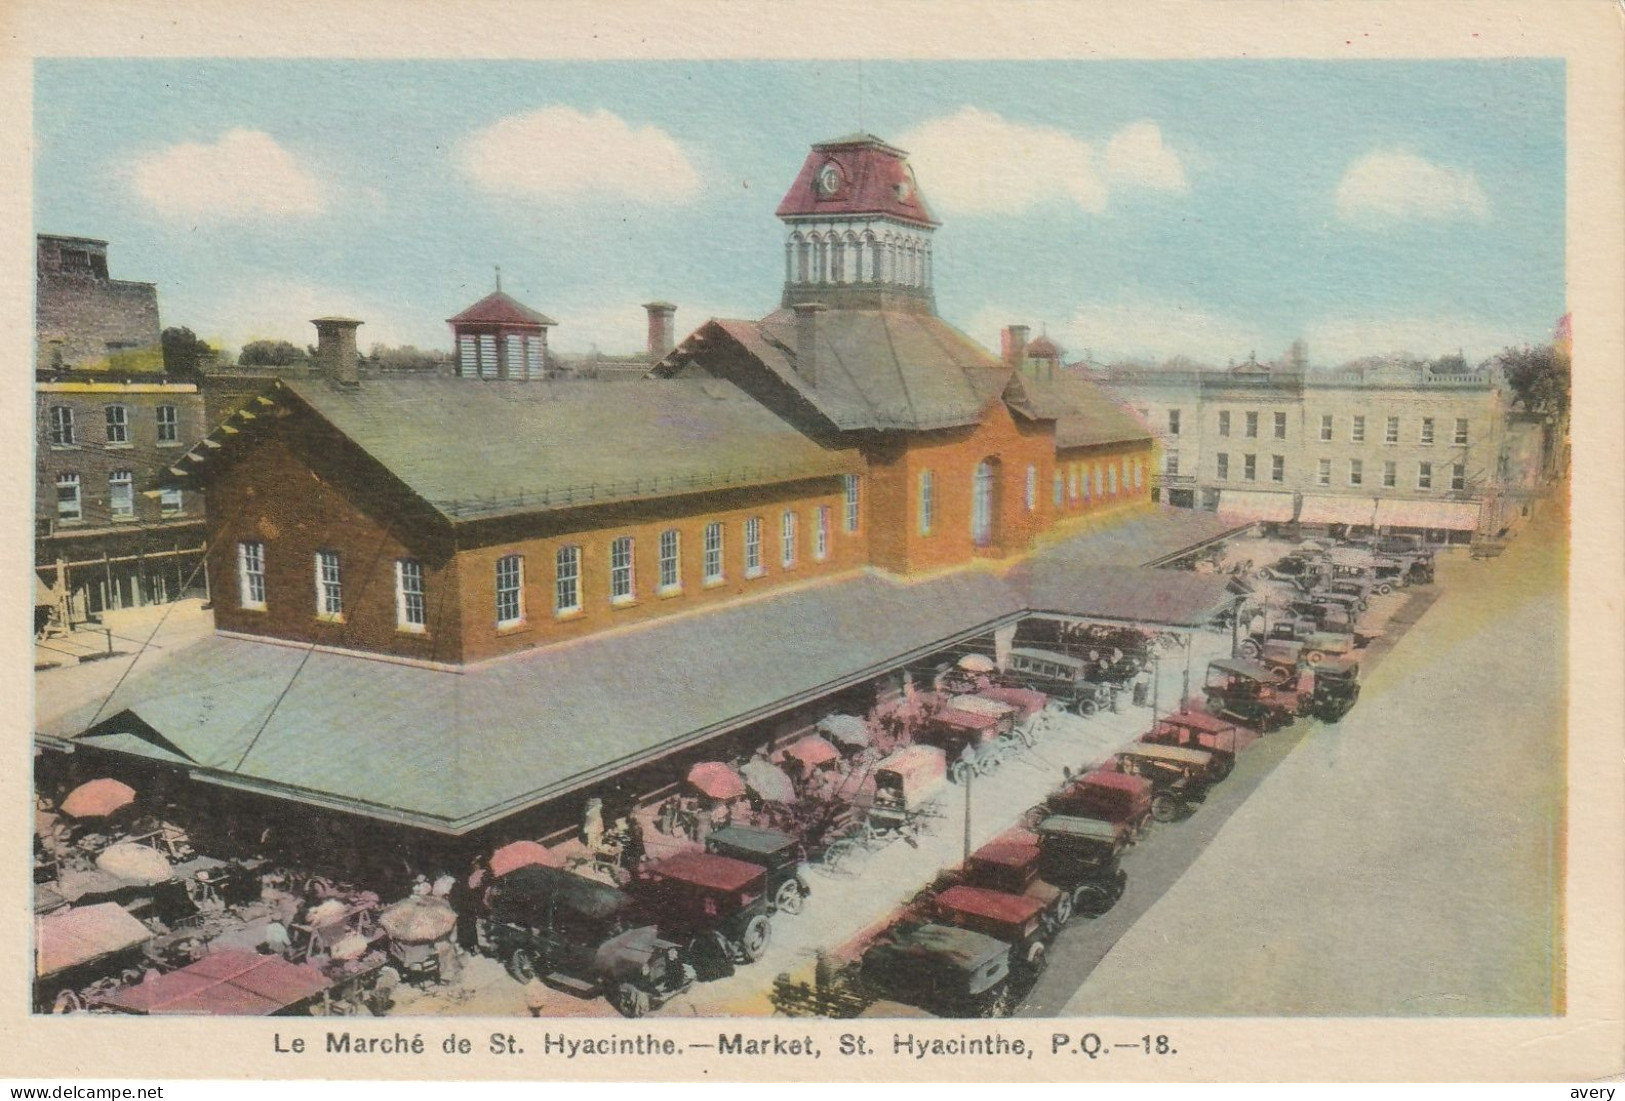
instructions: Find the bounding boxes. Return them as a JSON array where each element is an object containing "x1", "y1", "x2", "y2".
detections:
[
  {"x1": 796, "y1": 235, "x2": 810, "y2": 283},
  {"x1": 830, "y1": 235, "x2": 845, "y2": 283},
  {"x1": 972, "y1": 459, "x2": 999, "y2": 547},
  {"x1": 811, "y1": 233, "x2": 826, "y2": 283},
  {"x1": 861, "y1": 232, "x2": 878, "y2": 282},
  {"x1": 843, "y1": 232, "x2": 860, "y2": 283},
  {"x1": 784, "y1": 240, "x2": 795, "y2": 284}
]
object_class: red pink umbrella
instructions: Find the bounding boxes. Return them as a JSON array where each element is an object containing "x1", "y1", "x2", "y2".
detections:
[
  {"x1": 490, "y1": 840, "x2": 560, "y2": 877},
  {"x1": 687, "y1": 762, "x2": 746, "y2": 801},
  {"x1": 61, "y1": 779, "x2": 136, "y2": 819}
]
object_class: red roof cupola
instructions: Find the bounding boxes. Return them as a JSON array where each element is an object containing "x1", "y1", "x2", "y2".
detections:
[
  {"x1": 446, "y1": 278, "x2": 556, "y2": 381},
  {"x1": 776, "y1": 132, "x2": 939, "y2": 228}
]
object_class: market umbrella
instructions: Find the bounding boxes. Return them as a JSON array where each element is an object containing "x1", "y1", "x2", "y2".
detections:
[
  {"x1": 379, "y1": 897, "x2": 457, "y2": 945},
  {"x1": 490, "y1": 839, "x2": 560, "y2": 878},
  {"x1": 61, "y1": 779, "x2": 136, "y2": 820},
  {"x1": 956, "y1": 653, "x2": 996, "y2": 673},
  {"x1": 739, "y1": 759, "x2": 795, "y2": 804},
  {"x1": 687, "y1": 762, "x2": 746, "y2": 801},
  {"x1": 783, "y1": 735, "x2": 840, "y2": 770},
  {"x1": 95, "y1": 842, "x2": 172, "y2": 885},
  {"x1": 816, "y1": 713, "x2": 871, "y2": 748}
]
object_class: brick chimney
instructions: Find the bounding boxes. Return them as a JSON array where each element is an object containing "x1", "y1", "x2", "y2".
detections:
[
  {"x1": 311, "y1": 316, "x2": 363, "y2": 387},
  {"x1": 644, "y1": 301, "x2": 677, "y2": 361},
  {"x1": 793, "y1": 302, "x2": 826, "y2": 387},
  {"x1": 1001, "y1": 324, "x2": 1030, "y2": 369}
]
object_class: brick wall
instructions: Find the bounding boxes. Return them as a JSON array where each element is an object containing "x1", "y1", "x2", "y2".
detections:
[{"x1": 36, "y1": 274, "x2": 161, "y2": 373}]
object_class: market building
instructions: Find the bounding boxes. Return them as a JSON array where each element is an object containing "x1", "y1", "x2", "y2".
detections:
[{"x1": 37, "y1": 134, "x2": 1242, "y2": 869}]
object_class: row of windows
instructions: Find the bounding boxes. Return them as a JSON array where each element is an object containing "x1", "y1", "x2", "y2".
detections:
[
  {"x1": 1317, "y1": 414, "x2": 1468, "y2": 446},
  {"x1": 455, "y1": 333, "x2": 547, "y2": 380},
  {"x1": 1210, "y1": 452, "x2": 1466, "y2": 491},
  {"x1": 47, "y1": 404, "x2": 180, "y2": 447},
  {"x1": 54, "y1": 471, "x2": 183, "y2": 522},
  {"x1": 1213, "y1": 410, "x2": 1289, "y2": 440},
  {"x1": 1053, "y1": 456, "x2": 1145, "y2": 507},
  {"x1": 235, "y1": 499, "x2": 856, "y2": 631}
]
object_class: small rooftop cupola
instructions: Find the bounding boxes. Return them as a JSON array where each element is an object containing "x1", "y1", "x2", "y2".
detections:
[
  {"x1": 1024, "y1": 334, "x2": 1062, "y2": 381},
  {"x1": 447, "y1": 272, "x2": 557, "y2": 380},
  {"x1": 775, "y1": 133, "x2": 941, "y2": 315}
]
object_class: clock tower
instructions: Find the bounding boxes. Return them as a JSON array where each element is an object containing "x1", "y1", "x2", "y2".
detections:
[{"x1": 774, "y1": 132, "x2": 941, "y2": 315}]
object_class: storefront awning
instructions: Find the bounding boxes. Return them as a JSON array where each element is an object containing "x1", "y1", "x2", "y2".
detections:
[
  {"x1": 1216, "y1": 490, "x2": 1295, "y2": 523},
  {"x1": 1299, "y1": 495, "x2": 1377, "y2": 527},
  {"x1": 1374, "y1": 499, "x2": 1480, "y2": 531}
]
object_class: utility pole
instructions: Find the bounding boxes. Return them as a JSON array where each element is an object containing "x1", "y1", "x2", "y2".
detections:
[{"x1": 963, "y1": 768, "x2": 972, "y2": 865}]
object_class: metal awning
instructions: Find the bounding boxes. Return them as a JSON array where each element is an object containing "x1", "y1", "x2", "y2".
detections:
[
  {"x1": 1374, "y1": 499, "x2": 1480, "y2": 531},
  {"x1": 1216, "y1": 490, "x2": 1294, "y2": 523},
  {"x1": 1298, "y1": 495, "x2": 1377, "y2": 526}
]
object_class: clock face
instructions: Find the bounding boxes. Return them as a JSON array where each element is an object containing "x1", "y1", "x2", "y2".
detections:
[
  {"x1": 895, "y1": 166, "x2": 917, "y2": 202},
  {"x1": 817, "y1": 162, "x2": 842, "y2": 197}
]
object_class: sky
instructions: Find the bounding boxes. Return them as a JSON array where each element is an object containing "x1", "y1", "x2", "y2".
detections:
[{"x1": 34, "y1": 59, "x2": 1565, "y2": 366}]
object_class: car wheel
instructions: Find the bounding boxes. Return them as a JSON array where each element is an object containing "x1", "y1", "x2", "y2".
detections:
[
  {"x1": 1268, "y1": 665, "x2": 1293, "y2": 685},
  {"x1": 51, "y1": 989, "x2": 83, "y2": 1014},
  {"x1": 505, "y1": 947, "x2": 538, "y2": 985},
  {"x1": 738, "y1": 915, "x2": 772, "y2": 963},
  {"x1": 821, "y1": 838, "x2": 858, "y2": 872},
  {"x1": 773, "y1": 879, "x2": 805, "y2": 916},
  {"x1": 1305, "y1": 649, "x2": 1326, "y2": 665},
  {"x1": 1072, "y1": 882, "x2": 1113, "y2": 917},
  {"x1": 1376, "y1": 583, "x2": 1392, "y2": 595},
  {"x1": 1238, "y1": 638, "x2": 1262, "y2": 661},
  {"x1": 1075, "y1": 699, "x2": 1097, "y2": 717},
  {"x1": 613, "y1": 982, "x2": 651, "y2": 1019},
  {"x1": 1023, "y1": 941, "x2": 1048, "y2": 977},
  {"x1": 1150, "y1": 793, "x2": 1181, "y2": 823},
  {"x1": 1210, "y1": 755, "x2": 1234, "y2": 782},
  {"x1": 1051, "y1": 889, "x2": 1074, "y2": 928}
]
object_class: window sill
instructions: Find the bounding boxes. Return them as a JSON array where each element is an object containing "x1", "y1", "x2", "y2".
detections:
[
  {"x1": 555, "y1": 607, "x2": 584, "y2": 621},
  {"x1": 47, "y1": 444, "x2": 79, "y2": 451},
  {"x1": 241, "y1": 604, "x2": 267, "y2": 613},
  {"x1": 157, "y1": 441, "x2": 182, "y2": 449},
  {"x1": 105, "y1": 442, "x2": 133, "y2": 450},
  {"x1": 702, "y1": 577, "x2": 726, "y2": 589},
  {"x1": 657, "y1": 586, "x2": 683, "y2": 599},
  {"x1": 610, "y1": 597, "x2": 639, "y2": 609},
  {"x1": 744, "y1": 569, "x2": 765, "y2": 581},
  {"x1": 397, "y1": 625, "x2": 428, "y2": 636},
  {"x1": 315, "y1": 615, "x2": 345, "y2": 625},
  {"x1": 496, "y1": 621, "x2": 527, "y2": 635}
]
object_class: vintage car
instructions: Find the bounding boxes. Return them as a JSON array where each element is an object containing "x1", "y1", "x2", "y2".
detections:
[
  {"x1": 974, "y1": 685, "x2": 1054, "y2": 747},
  {"x1": 1257, "y1": 553, "x2": 1323, "y2": 583},
  {"x1": 1032, "y1": 815, "x2": 1130, "y2": 915},
  {"x1": 1004, "y1": 647, "x2": 1116, "y2": 715},
  {"x1": 1300, "y1": 657, "x2": 1361, "y2": 722},
  {"x1": 1203, "y1": 658, "x2": 1299, "y2": 731},
  {"x1": 864, "y1": 744, "x2": 948, "y2": 835},
  {"x1": 633, "y1": 852, "x2": 773, "y2": 979},
  {"x1": 1241, "y1": 619, "x2": 1356, "y2": 665},
  {"x1": 859, "y1": 922, "x2": 1015, "y2": 1017},
  {"x1": 1140, "y1": 709, "x2": 1241, "y2": 780},
  {"x1": 917, "y1": 704, "x2": 1007, "y2": 783},
  {"x1": 926, "y1": 886, "x2": 1050, "y2": 977},
  {"x1": 1114, "y1": 744, "x2": 1215, "y2": 822},
  {"x1": 963, "y1": 824, "x2": 1124, "y2": 920},
  {"x1": 704, "y1": 825, "x2": 813, "y2": 916},
  {"x1": 1323, "y1": 576, "x2": 1373, "y2": 608},
  {"x1": 485, "y1": 864, "x2": 693, "y2": 1017},
  {"x1": 1029, "y1": 768, "x2": 1154, "y2": 839},
  {"x1": 923, "y1": 828, "x2": 1076, "y2": 931}
]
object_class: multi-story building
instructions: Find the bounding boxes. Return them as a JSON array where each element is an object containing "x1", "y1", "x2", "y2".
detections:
[
  {"x1": 1098, "y1": 356, "x2": 1518, "y2": 542},
  {"x1": 34, "y1": 235, "x2": 208, "y2": 622},
  {"x1": 40, "y1": 133, "x2": 1244, "y2": 862}
]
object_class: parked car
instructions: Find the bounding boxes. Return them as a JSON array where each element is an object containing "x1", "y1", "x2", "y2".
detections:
[
  {"x1": 484, "y1": 865, "x2": 693, "y2": 1018},
  {"x1": 974, "y1": 686, "x2": 1054, "y2": 746},
  {"x1": 859, "y1": 923, "x2": 1015, "y2": 1017},
  {"x1": 955, "y1": 828, "x2": 1076, "y2": 931},
  {"x1": 704, "y1": 825, "x2": 812, "y2": 917},
  {"x1": 1203, "y1": 658, "x2": 1298, "y2": 731},
  {"x1": 1114, "y1": 743, "x2": 1215, "y2": 821},
  {"x1": 925, "y1": 886, "x2": 1050, "y2": 978},
  {"x1": 917, "y1": 705, "x2": 1006, "y2": 783},
  {"x1": 1032, "y1": 815, "x2": 1130, "y2": 915},
  {"x1": 1140, "y1": 710, "x2": 1242, "y2": 780},
  {"x1": 1243, "y1": 620, "x2": 1355, "y2": 665},
  {"x1": 631, "y1": 852, "x2": 772, "y2": 980},
  {"x1": 1028, "y1": 768, "x2": 1154, "y2": 839},
  {"x1": 1004, "y1": 647, "x2": 1117, "y2": 715},
  {"x1": 863, "y1": 744, "x2": 948, "y2": 837},
  {"x1": 1300, "y1": 657, "x2": 1361, "y2": 722},
  {"x1": 1258, "y1": 554, "x2": 1324, "y2": 583}
]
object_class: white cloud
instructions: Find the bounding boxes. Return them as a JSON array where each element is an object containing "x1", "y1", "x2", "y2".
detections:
[
  {"x1": 1103, "y1": 121, "x2": 1188, "y2": 193},
  {"x1": 459, "y1": 106, "x2": 700, "y2": 203},
  {"x1": 1335, "y1": 150, "x2": 1490, "y2": 222},
  {"x1": 1305, "y1": 315, "x2": 1528, "y2": 365},
  {"x1": 900, "y1": 108, "x2": 1189, "y2": 216},
  {"x1": 129, "y1": 129, "x2": 324, "y2": 221},
  {"x1": 969, "y1": 298, "x2": 1265, "y2": 366}
]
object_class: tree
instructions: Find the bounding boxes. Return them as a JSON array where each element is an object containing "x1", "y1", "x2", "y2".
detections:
[
  {"x1": 161, "y1": 326, "x2": 214, "y2": 377},
  {"x1": 366, "y1": 343, "x2": 451, "y2": 373},
  {"x1": 238, "y1": 339, "x2": 307, "y2": 367},
  {"x1": 1496, "y1": 343, "x2": 1570, "y2": 418}
]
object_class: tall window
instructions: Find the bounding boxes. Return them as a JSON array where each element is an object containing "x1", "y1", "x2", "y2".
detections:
[
  {"x1": 238, "y1": 541, "x2": 266, "y2": 610},
  {"x1": 744, "y1": 517, "x2": 763, "y2": 578},
  {"x1": 1417, "y1": 462, "x2": 1433, "y2": 490},
  {"x1": 396, "y1": 559, "x2": 426, "y2": 631},
  {"x1": 1092, "y1": 466, "x2": 1102, "y2": 498},
  {"x1": 315, "y1": 551, "x2": 343, "y2": 620},
  {"x1": 458, "y1": 335, "x2": 477, "y2": 376},
  {"x1": 555, "y1": 545, "x2": 581, "y2": 612},
  {"x1": 1349, "y1": 459, "x2": 1363, "y2": 487},
  {"x1": 1451, "y1": 463, "x2": 1466, "y2": 491},
  {"x1": 478, "y1": 335, "x2": 498, "y2": 379},
  {"x1": 156, "y1": 405, "x2": 178, "y2": 443},
  {"x1": 109, "y1": 470, "x2": 134, "y2": 519},
  {"x1": 1217, "y1": 411, "x2": 1230, "y2": 437},
  {"x1": 1107, "y1": 465, "x2": 1117, "y2": 495},
  {"x1": 781, "y1": 510, "x2": 798, "y2": 567},
  {"x1": 1319, "y1": 414, "x2": 1333, "y2": 442},
  {"x1": 659, "y1": 529, "x2": 681, "y2": 591},
  {"x1": 1025, "y1": 465, "x2": 1037, "y2": 511},
  {"x1": 505, "y1": 334, "x2": 524, "y2": 378},
  {"x1": 972, "y1": 461, "x2": 995, "y2": 546},
  {"x1": 919, "y1": 470, "x2": 935, "y2": 534},
  {"x1": 1385, "y1": 416, "x2": 1400, "y2": 444},
  {"x1": 525, "y1": 336, "x2": 545, "y2": 379},
  {"x1": 1454, "y1": 418, "x2": 1469, "y2": 445},
  {"x1": 48, "y1": 406, "x2": 74, "y2": 446},
  {"x1": 1351, "y1": 415, "x2": 1366, "y2": 443},
  {"x1": 843, "y1": 474, "x2": 861, "y2": 532},
  {"x1": 1168, "y1": 409, "x2": 1181, "y2": 436},
  {"x1": 1053, "y1": 471, "x2": 1064, "y2": 506},
  {"x1": 1273, "y1": 411, "x2": 1287, "y2": 440},
  {"x1": 610, "y1": 537, "x2": 635, "y2": 602},
  {"x1": 1068, "y1": 466, "x2": 1078, "y2": 503},
  {"x1": 1243, "y1": 454, "x2": 1257, "y2": 482},
  {"x1": 1166, "y1": 453, "x2": 1180, "y2": 476},
  {"x1": 1317, "y1": 458, "x2": 1331, "y2": 487},
  {"x1": 815, "y1": 506, "x2": 831, "y2": 560},
  {"x1": 1420, "y1": 417, "x2": 1435, "y2": 445},
  {"x1": 1216, "y1": 452, "x2": 1229, "y2": 480},
  {"x1": 496, "y1": 554, "x2": 524, "y2": 625},
  {"x1": 1271, "y1": 454, "x2": 1285, "y2": 482},
  {"x1": 1244, "y1": 411, "x2": 1258, "y2": 438},
  {"x1": 105, "y1": 405, "x2": 129, "y2": 444},
  {"x1": 1383, "y1": 461, "x2": 1397, "y2": 488},
  {"x1": 159, "y1": 486, "x2": 183, "y2": 516},
  {"x1": 703, "y1": 522, "x2": 724, "y2": 583},
  {"x1": 55, "y1": 473, "x2": 81, "y2": 523}
]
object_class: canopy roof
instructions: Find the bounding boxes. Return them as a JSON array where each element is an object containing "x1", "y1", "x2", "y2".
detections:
[
  {"x1": 36, "y1": 902, "x2": 150, "y2": 978},
  {"x1": 101, "y1": 951, "x2": 329, "y2": 1015}
]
